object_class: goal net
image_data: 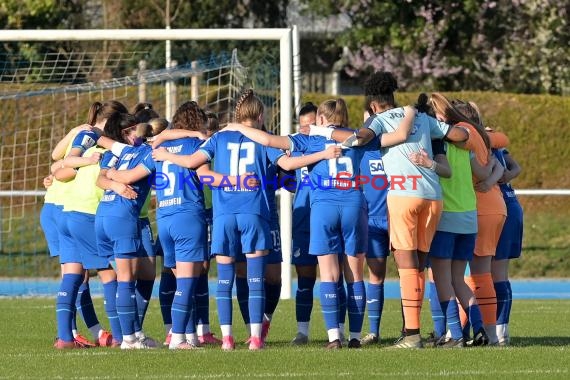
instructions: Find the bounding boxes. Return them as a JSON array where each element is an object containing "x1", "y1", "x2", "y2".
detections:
[{"x1": 0, "y1": 33, "x2": 290, "y2": 289}]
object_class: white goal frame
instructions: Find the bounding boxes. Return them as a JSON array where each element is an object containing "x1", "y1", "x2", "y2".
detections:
[{"x1": 0, "y1": 28, "x2": 297, "y2": 299}]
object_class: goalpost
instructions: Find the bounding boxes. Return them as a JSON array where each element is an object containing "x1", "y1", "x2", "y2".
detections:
[{"x1": 0, "y1": 28, "x2": 299, "y2": 299}]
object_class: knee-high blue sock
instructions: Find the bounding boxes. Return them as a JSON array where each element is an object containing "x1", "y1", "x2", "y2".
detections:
[
  {"x1": 337, "y1": 276, "x2": 346, "y2": 326},
  {"x1": 171, "y1": 277, "x2": 196, "y2": 334},
  {"x1": 505, "y1": 281, "x2": 513, "y2": 324},
  {"x1": 235, "y1": 276, "x2": 250, "y2": 325},
  {"x1": 494, "y1": 281, "x2": 509, "y2": 325},
  {"x1": 247, "y1": 256, "x2": 266, "y2": 325},
  {"x1": 116, "y1": 281, "x2": 137, "y2": 337},
  {"x1": 195, "y1": 273, "x2": 210, "y2": 326},
  {"x1": 76, "y1": 282, "x2": 99, "y2": 329},
  {"x1": 56, "y1": 273, "x2": 83, "y2": 342},
  {"x1": 159, "y1": 271, "x2": 176, "y2": 326},
  {"x1": 429, "y1": 281, "x2": 445, "y2": 337},
  {"x1": 320, "y1": 281, "x2": 339, "y2": 331},
  {"x1": 441, "y1": 299, "x2": 462, "y2": 340},
  {"x1": 366, "y1": 283, "x2": 384, "y2": 336},
  {"x1": 347, "y1": 281, "x2": 366, "y2": 338},
  {"x1": 468, "y1": 304, "x2": 484, "y2": 334},
  {"x1": 216, "y1": 263, "x2": 235, "y2": 329},
  {"x1": 102, "y1": 280, "x2": 122, "y2": 342},
  {"x1": 264, "y1": 281, "x2": 281, "y2": 317},
  {"x1": 135, "y1": 279, "x2": 154, "y2": 327},
  {"x1": 296, "y1": 276, "x2": 316, "y2": 323}
]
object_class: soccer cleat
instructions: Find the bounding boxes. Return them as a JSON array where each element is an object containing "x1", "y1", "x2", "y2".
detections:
[
  {"x1": 120, "y1": 338, "x2": 155, "y2": 350},
  {"x1": 248, "y1": 336, "x2": 264, "y2": 351},
  {"x1": 423, "y1": 332, "x2": 439, "y2": 348},
  {"x1": 290, "y1": 332, "x2": 309, "y2": 346},
  {"x1": 347, "y1": 338, "x2": 361, "y2": 349},
  {"x1": 137, "y1": 333, "x2": 158, "y2": 348},
  {"x1": 393, "y1": 331, "x2": 406, "y2": 345},
  {"x1": 110, "y1": 339, "x2": 121, "y2": 348},
  {"x1": 74, "y1": 333, "x2": 97, "y2": 348},
  {"x1": 163, "y1": 332, "x2": 172, "y2": 347},
  {"x1": 360, "y1": 333, "x2": 379, "y2": 346},
  {"x1": 471, "y1": 328, "x2": 490, "y2": 347},
  {"x1": 438, "y1": 337, "x2": 465, "y2": 348},
  {"x1": 261, "y1": 320, "x2": 271, "y2": 343},
  {"x1": 221, "y1": 336, "x2": 235, "y2": 351},
  {"x1": 389, "y1": 334, "x2": 423, "y2": 349},
  {"x1": 97, "y1": 330, "x2": 113, "y2": 347},
  {"x1": 325, "y1": 339, "x2": 342, "y2": 349},
  {"x1": 199, "y1": 332, "x2": 223, "y2": 345},
  {"x1": 53, "y1": 338, "x2": 88, "y2": 349}
]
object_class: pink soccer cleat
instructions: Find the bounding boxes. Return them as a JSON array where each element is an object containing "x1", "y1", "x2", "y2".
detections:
[
  {"x1": 248, "y1": 336, "x2": 264, "y2": 351},
  {"x1": 97, "y1": 330, "x2": 113, "y2": 347},
  {"x1": 199, "y1": 332, "x2": 223, "y2": 345},
  {"x1": 163, "y1": 332, "x2": 172, "y2": 347},
  {"x1": 221, "y1": 336, "x2": 235, "y2": 351},
  {"x1": 74, "y1": 334, "x2": 97, "y2": 348},
  {"x1": 54, "y1": 338, "x2": 88, "y2": 349}
]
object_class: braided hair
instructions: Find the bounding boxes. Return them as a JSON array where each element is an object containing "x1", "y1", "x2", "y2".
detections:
[{"x1": 235, "y1": 89, "x2": 264, "y2": 123}]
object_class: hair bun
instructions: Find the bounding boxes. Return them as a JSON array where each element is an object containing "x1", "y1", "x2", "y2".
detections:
[{"x1": 365, "y1": 72, "x2": 398, "y2": 96}]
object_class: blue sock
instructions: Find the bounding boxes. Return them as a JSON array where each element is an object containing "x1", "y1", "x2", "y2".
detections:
[
  {"x1": 296, "y1": 276, "x2": 316, "y2": 323},
  {"x1": 102, "y1": 280, "x2": 122, "y2": 342},
  {"x1": 235, "y1": 276, "x2": 250, "y2": 325},
  {"x1": 443, "y1": 299, "x2": 462, "y2": 340},
  {"x1": 505, "y1": 281, "x2": 513, "y2": 324},
  {"x1": 468, "y1": 304, "x2": 484, "y2": 334},
  {"x1": 171, "y1": 277, "x2": 196, "y2": 334},
  {"x1": 320, "y1": 281, "x2": 339, "y2": 331},
  {"x1": 159, "y1": 271, "x2": 176, "y2": 326},
  {"x1": 264, "y1": 281, "x2": 281, "y2": 316},
  {"x1": 195, "y1": 273, "x2": 210, "y2": 326},
  {"x1": 366, "y1": 283, "x2": 384, "y2": 336},
  {"x1": 347, "y1": 281, "x2": 366, "y2": 336},
  {"x1": 76, "y1": 282, "x2": 99, "y2": 329},
  {"x1": 247, "y1": 256, "x2": 266, "y2": 325},
  {"x1": 494, "y1": 281, "x2": 509, "y2": 325},
  {"x1": 429, "y1": 281, "x2": 445, "y2": 337},
  {"x1": 337, "y1": 277, "x2": 346, "y2": 326},
  {"x1": 116, "y1": 281, "x2": 137, "y2": 336},
  {"x1": 56, "y1": 273, "x2": 83, "y2": 341},
  {"x1": 216, "y1": 263, "x2": 235, "y2": 327},
  {"x1": 135, "y1": 279, "x2": 154, "y2": 328}
]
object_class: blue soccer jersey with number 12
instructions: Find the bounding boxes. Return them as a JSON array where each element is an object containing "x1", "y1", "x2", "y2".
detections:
[{"x1": 199, "y1": 130, "x2": 284, "y2": 221}]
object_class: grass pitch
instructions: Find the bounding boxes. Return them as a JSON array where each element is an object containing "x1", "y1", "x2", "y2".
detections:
[{"x1": 1, "y1": 298, "x2": 569, "y2": 379}]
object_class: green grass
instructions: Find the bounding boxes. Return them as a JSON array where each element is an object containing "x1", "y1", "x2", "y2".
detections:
[{"x1": 1, "y1": 298, "x2": 569, "y2": 379}]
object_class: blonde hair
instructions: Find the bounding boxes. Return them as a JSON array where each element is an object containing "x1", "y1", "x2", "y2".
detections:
[
  {"x1": 430, "y1": 93, "x2": 490, "y2": 149},
  {"x1": 148, "y1": 118, "x2": 169, "y2": 136},
  {"x1": 235, "y1": 89, "x2": 264, "y2": 123},
  {"x1": 317, "y1": 98, "x2": 349, "y2": 127}
]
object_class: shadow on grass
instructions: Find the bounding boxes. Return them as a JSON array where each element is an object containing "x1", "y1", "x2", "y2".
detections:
[{"x1": 512, "y1": 336, "x2": 570, "y2": 347}]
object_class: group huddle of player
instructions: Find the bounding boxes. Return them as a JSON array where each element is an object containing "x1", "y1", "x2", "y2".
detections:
[{"x1": 41, "y1": 70, "x2": 523, "y2": 350}]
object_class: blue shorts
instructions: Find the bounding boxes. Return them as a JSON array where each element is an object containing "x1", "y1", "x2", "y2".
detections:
[
  {"x1": 95, "y1": 215, "x2": 142, "y2": 260},
  {"x1": 309, "y1": 203, "x2": 367, "y2": 257},
  {"x1": 266, "y1": 221, "x2": 283, "y2": 265},
  {"x1": 40, "y1": 203, "x2": 62, "y2": 257},
  {"x1": 158, "y1": 212, "x2": 208, "y2": 268},
  {"x1": 211, "y1": 214, "x2": 271, "y2": 257},
  {"x1": 495, "y1": 201, "x2": 523, "y2": 260},
  {"x1": 139, "y1": 218, "x2": 156, "y2": 258},
  {"x1": 67, "y1": 211, "x2": 111, "y2": 270},
  {"x1": 292, "y1": 228, "x2": 317, "y2": 266},
  {"x1": 367, "y1": 216, "x2": 390, "y2": 259},
  {"x1": 429, "y1": 231, "x2": 476, "y2": 261},
  {"x1": 57, "y1": 211, "x2": 81, "y2": 264}
]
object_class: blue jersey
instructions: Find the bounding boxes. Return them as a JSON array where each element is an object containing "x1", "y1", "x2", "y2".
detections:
[
  {"x1": 359, "y1": 150, "x2": 388, "y2": 219},
  {"x1": 291, "y1": 151, "x2": 311, "y2": 232},
  {"x1": 142, "y1": 137, "x2": 205, "y2": 218},
  {"x1": 199, "y1": 130, "x2": 284, "y2": 221},
  {"x1": 96, "y1": 144, "x2": 152, "y2": 219},
  {"x1": 288, "y1": 129, "x2": 375, "y2": 207},
  {"x1": 71, "y1": 130, "x2": 98, "y2": 154},
  {"x1": 493, "y1": 148, "x2": 518, "y2": 204}
]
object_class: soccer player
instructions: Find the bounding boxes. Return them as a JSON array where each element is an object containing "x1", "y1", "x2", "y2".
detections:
[
  {"x1": 289, "y1": 102, "x2": 319, "y2": 345},
  {"x1": 321, "y1": 72, "x2": 468, "y2": 348}
]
